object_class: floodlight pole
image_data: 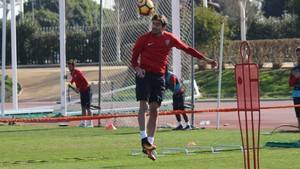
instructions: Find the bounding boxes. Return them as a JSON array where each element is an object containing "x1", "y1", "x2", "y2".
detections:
[
  {"x1": 239, "y1": 0, "x2": 247, "y2": 41},
  {"x1": 11, "y1": 0, "x2": 18, "y2": 110},
  {"x1": 116, "y1": 0, "x2": 121, "y2": 62},
  {"x1": 59, "y1": 0, "x2": 67, "y2": 116},
  {"x1": 1, "y1": 0, "x2": 7, "y2": 116},
  {"x1": 216, "y1": 21, "x2": 225, "y2": 129}
]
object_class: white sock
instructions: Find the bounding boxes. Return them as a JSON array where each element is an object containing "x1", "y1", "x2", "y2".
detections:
[
  {"x1": 148, "y1": 137, "x2": 154, "y2": 144},
  {"x1": 140, "y1": 130, "x2": 147, "y2": 139},
  {"x1": 186, "y1": 121, "x2": 190, "y2": 126},
  {"x1": 177, "y1": 121, "x2": 182, "y2": 126}
]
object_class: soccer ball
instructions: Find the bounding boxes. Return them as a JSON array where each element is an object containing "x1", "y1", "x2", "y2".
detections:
[{"x1": 137, "y1": 0, "x2": 155, "y2": 16}]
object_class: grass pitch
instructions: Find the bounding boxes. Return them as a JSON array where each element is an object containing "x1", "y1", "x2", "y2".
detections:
[{"x1": 0, "y1": 125, "x2": 299, "y2": 169}]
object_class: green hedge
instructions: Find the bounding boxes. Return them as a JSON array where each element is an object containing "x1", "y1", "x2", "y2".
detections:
[
  {"x1": 223, "y1": 39, "x2": 300, "y2": 68},
  {"x1": 0, "y1": 75, "x2": 21, "y2": 102}
]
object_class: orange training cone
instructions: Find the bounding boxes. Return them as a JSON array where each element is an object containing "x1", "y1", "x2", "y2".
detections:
[
  {"x1": 187, "y1": 141, "x2": 197, "y2": 147},
  {"x1": 105, "y1": 122, "x2": 117, "y2": 130}
]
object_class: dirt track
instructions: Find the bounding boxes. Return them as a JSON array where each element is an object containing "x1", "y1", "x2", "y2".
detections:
[
  {"x1": 98, "y1": 100, "x2": 299, "y2": 130},
  {"x1": 4, "y1": 66, "x2": 127, "y2": 102}
]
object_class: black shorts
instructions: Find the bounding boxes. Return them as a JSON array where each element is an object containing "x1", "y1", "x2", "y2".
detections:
[
  {"x1": 173, "y1": 92, "x2": 185, "y2": 110},
  {"x1": 80, "y1": 87, "x2": 92, "y2": 109},
  {"x1": 136, "y1": 72, "x2": 165, "y2": 104},
  {"x1": 293, "y1": 97, "x2": 300, "y2": 118}
]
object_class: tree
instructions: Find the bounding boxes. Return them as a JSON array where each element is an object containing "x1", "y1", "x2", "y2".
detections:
[
  {"x1": 195, "y1": 6, "x2": 229, "y2": 47},
  {"x1": 214, "y1": 0, "x2": 263, "y2": 39},
  {"x1": 23, "y1": 0, "x2": 100, "y2": 26},
  {"x1": 24, "y1": 9, "x2": 59, "y2": 27},
  {"x1": 287, "y1": 0, "x2": 300, "y2": 37},
  {"x1": 288, "y1": 0, "x2": 300, "y2": 14},
  {"x1": 194, "y1": 6, "x2": 230, "y2": 69},
  {"x1": 247, "y1": 14, "x2": 299, "y2": 39},
  {"x1": 245, "y1": 0, "x2": 300, "y2": 39},
  {"x1": 262, "y1": 0, "x2": 287, "y2": 17},
  {"x1": 288, "y1": 0, "x2": 300, "y2": 21},
  {"x1": 66, "y1": 0, "x2": 100, "y2": 26},
  {"x1": 24, "y1": 0, "x2": 59, "y2": 13},
  {"x1": 17, "y1": 18, "x2": 40, "y2": 64}
]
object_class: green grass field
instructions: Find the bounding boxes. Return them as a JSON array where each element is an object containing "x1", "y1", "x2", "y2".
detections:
[
  {"x1": 91, "y1": 69, "x2": 292, "y2": 102},
  {"x1": 0, "y1": 125, "x2": 299, "y2": 169}
]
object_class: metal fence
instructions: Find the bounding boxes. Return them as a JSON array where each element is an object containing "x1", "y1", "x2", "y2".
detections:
[{"x1": 95, "y1": 0, "x2": 194, "y2": 113}]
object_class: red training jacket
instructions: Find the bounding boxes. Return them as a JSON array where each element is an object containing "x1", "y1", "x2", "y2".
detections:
[
  {"x1": 289, "y1": 66, "x2": 300, "y2": 87},
  {"x1": 289, "y1": 74, "x2": 299, "y2": 87},
  {"x1": 70, "y1": 68, "x2": 89, "y2": 93},
  {"x1": 131, "y1": 31, "x2": 205, "y2": 75}
]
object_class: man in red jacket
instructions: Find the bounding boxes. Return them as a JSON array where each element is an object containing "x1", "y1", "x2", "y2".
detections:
[
  {"x1": 131, "y1": 14, "x2": 217, "y2": 160},
  {"x1": 68, "y1": 59, "x2": 93, "y2": 128},
  {"x1": 289, "y1": 47, "x2": 300, "y2": 129}
]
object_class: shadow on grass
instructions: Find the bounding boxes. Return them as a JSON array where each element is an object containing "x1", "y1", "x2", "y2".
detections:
[
  {"x1": 101, "y1": 165, "x2": 128, "y2": 169},
  {"x1": 0, "y1": 156, "x2": 108, "y2": 166},
  {"x1": 278, "y1": 130, "x2": 300, "y2": 133},
  {"x1": 113, "y1": 131, "x2": 137, "y2": 136},
  {"x1": 0, "y1": 127, "x2": 70, "y2": 133}
]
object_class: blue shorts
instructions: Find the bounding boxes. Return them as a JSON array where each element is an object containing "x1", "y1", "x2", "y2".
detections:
[{"x1": 135, "y1": 72, "x2": 165, "y2": 105}]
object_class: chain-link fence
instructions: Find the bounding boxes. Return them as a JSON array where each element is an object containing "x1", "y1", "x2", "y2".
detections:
[
  {"x1": 92, "y1": 0, "x2": 194, "y2": 114},
  {"x1": 1, "y1": 0, "x2": 195, "y2": 121}
]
